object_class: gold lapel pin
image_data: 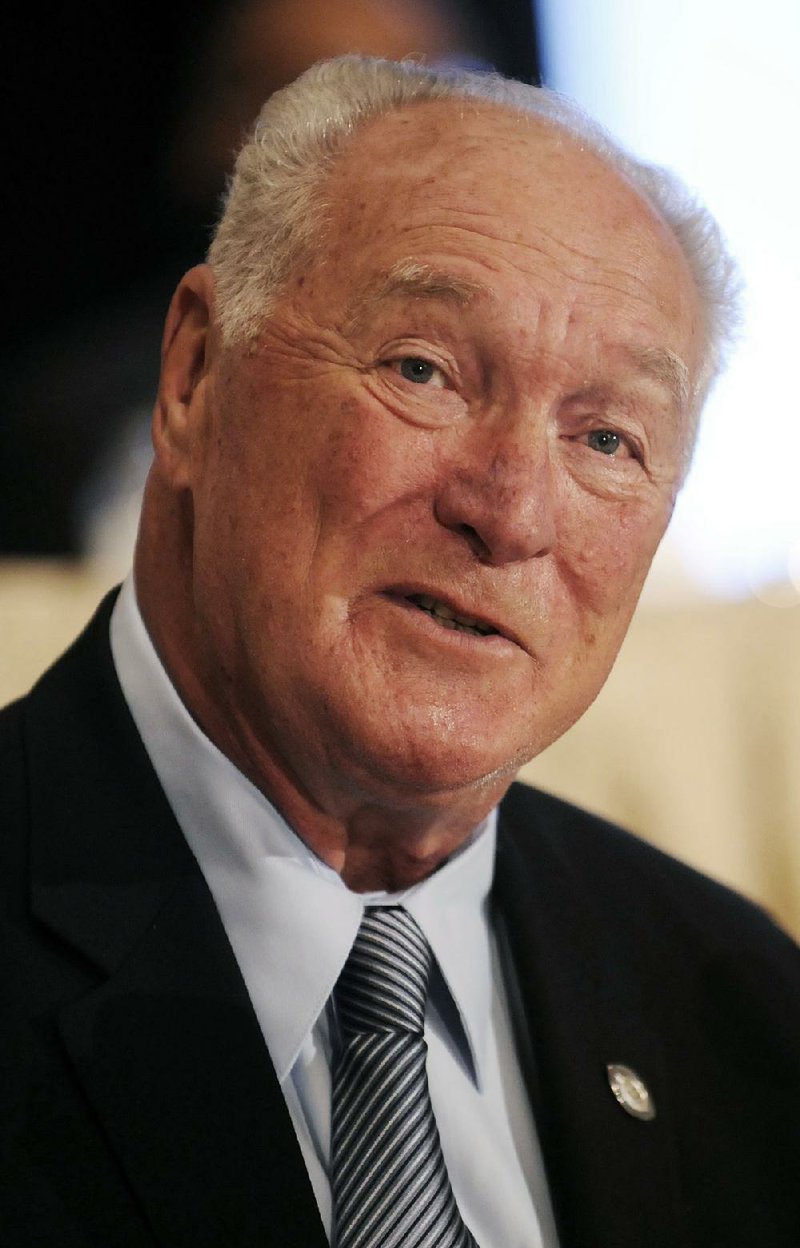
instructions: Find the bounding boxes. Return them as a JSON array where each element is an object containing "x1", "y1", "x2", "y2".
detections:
[{"x1": 606, "y1": 1063, "x2": 656, "y2": 1121}]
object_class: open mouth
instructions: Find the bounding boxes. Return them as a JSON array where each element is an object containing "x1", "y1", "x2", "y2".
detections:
[{"x1": 405, "y1": 593, "x2": 498, "y2": 637}]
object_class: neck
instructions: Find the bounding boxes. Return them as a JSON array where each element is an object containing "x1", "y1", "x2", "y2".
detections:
[
  {"x1": 268, "y1": 779, "x2": 500, "y2": 892},
  {"x1": 167, "y1": 680, "x2": 504, "y2": 890}
]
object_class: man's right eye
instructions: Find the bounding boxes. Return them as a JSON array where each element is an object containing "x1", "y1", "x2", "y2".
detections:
[
  {"x1": 392, "y1": 357, "x2": 448, "y2": 388},
  {"x1": 587, "y1": 428, "x2": 622, "y2": 456},
  {"x1": 399, "y1": 357, "x2": 436, "y2": 383}
]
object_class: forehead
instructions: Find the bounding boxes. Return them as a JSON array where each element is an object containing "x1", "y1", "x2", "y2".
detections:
[
  {"x1": 326, "y1": 100, "x2": 667, "y2": 261},
  {"x1": 316, "y1": 99, "x2": 699, "y2": 366}
]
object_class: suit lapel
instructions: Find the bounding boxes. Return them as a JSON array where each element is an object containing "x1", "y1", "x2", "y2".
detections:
[
  {"x1": 24, "y1": 596, "x2": 328, "y2": 1248},
  {"x1": 495, "y1": 785, "x2": 689, "y2": 1248}
]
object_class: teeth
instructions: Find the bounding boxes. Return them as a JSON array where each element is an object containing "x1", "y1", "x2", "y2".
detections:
[{"x1": 409, "y1": 594, "x2": 495, "y2": 636}]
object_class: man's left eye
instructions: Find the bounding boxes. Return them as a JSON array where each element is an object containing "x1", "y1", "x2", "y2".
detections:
[{"x1": 587, "y1": 429, "x2": 623, "y2": 456}]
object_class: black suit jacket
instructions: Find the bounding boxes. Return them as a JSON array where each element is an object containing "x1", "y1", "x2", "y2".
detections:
[{"x1": 2, "y1": 595, "x2": 800, "y2": 1247}]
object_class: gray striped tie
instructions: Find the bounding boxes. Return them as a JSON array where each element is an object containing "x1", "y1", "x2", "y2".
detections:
[{"x1": 331, "y1": 906, "x2": 479, "y2": 1248}]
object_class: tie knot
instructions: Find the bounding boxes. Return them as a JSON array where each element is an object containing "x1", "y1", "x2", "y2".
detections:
[{"x1": 335, "y1": 906, "x2": 432, "y2": 1037}]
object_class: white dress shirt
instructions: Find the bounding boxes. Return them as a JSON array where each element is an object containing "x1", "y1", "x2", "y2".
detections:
[{"x1": 110, "y1": 575, "x2": 559, "y2": 1247}]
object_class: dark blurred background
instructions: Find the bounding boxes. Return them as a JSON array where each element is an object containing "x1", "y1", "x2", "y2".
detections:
[{"x1": 1, "y1": 0, "x2": 540, "y2": 557}]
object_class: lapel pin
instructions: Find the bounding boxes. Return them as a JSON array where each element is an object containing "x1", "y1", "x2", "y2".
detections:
[{"x1": 606, "y1": 1063, "x2": 656, "y2": 1121}]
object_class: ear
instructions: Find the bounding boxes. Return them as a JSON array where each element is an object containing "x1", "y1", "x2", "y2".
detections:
[{"x1": 152, "y1": 263, "x2": 216, "y2": 489}]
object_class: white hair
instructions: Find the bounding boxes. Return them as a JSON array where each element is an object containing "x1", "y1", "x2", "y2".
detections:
[{"x1": 209, "y1": 55, "x2": 740, "y2": 412}]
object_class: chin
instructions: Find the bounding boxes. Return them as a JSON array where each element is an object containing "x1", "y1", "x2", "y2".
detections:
[{"x1": 344, "y1": 723, "x2": 529, "y2": 805}]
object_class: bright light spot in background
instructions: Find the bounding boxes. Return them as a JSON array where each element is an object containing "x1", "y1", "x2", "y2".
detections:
[{"x1": 536, "y1": 0, "x2": 800, "y2": 599}]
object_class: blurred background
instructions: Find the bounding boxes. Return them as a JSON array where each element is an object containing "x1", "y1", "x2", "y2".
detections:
[{"x1": 2, "y1": 0, "x2": 799, "y2": 933}]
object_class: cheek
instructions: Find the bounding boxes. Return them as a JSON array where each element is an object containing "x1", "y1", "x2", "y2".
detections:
[
  {"x1": 313, "y1": 397, "x2": 441, "y2": 529},
  {"x1": 196, "y1": 392, "x2": 444, "y2": 617},
  {"x1": 557, "y1": 491, "x2": 670, "y2": 618}
]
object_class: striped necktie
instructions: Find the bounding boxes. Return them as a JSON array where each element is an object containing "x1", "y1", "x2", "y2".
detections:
[{"x1": 330, "y1": 905, "x2": 479, "y2": 1248}]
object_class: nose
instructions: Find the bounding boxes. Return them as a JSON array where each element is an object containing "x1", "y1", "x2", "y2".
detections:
[{"x1": 434, "y1": 425, "x2": 557, "y2": 566}]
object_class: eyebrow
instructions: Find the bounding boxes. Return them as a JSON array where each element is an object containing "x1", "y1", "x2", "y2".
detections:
[
  {"x1": 343, "y1": 259, "x2": 485, "y2": 334},
  {"x1": 370, "y1": 259, "x2": 483, "y2": 303},
  {"x1": 624, "y1": 346, "x2": 692, "y2": 411}
]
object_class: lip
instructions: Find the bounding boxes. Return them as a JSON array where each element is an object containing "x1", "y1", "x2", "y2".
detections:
[{"x1": 382, "y1": 585, "x2": 524, "y2": 650}]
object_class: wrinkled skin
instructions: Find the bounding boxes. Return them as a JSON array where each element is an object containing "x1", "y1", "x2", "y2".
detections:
[{"x1": 137, "y1": 100, "x2": 703, "y2": 889}]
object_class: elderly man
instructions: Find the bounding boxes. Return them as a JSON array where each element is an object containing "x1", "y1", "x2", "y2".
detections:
[{"x1": 2, "y1": 57, "x2": 798, "y2": 1248}]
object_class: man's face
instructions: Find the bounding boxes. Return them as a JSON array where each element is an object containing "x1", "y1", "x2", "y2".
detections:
[{"x1": 180, "y1": 102, "x2": 701, "y2": 812}]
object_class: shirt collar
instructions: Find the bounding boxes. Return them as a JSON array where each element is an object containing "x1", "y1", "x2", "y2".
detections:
[{"x1": 110, "y1": 574, "x2": 496, "y2": 1087}]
